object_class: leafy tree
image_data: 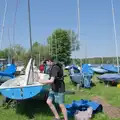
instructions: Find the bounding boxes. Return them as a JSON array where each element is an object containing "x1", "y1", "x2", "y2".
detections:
[
  {"x1": 13, "y1": 44, "x2": 26, "y2": 61},
  {"x1": 3, "y1": 47, "x2": 15, "y2": 59},
  {"x1": 28, "y1": 42, "x2": 49, "y2": 66},
  {"x1": 0, "y1": 45, "x2": 27, "y2": 64},
  {"x1": 48, "y1": 29, "x2": 72, "y2": 65},
  {"x1": 0, "y1": 50, "x2": 6, "y2": 58}
]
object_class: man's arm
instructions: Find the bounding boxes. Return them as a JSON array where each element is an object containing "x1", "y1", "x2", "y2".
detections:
[
  {"x1": 39, "y1": 65, "x2": 58, "y2": 84},
  {"x1": 39, "y1": 76, "x2": 55, "y2": 84}
]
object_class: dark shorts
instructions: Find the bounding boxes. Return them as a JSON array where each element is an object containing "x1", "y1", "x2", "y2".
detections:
[{"x1": 48, "y1": 90, "x2": 65, "y2": 104}]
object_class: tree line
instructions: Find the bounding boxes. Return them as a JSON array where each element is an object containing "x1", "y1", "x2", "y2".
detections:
[
  {"x1": 0, "y1": 29, "x2": 79, "y2": 66},
  {"x1": 74, "y1": 57, "x2": 120, "y2": 66}
]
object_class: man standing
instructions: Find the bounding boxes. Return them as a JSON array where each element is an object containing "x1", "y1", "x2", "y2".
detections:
[{"x1": 39, "y1": 58, "x2": 68, "y2": 120}]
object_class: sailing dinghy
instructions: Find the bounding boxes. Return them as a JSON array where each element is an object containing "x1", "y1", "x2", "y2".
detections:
[{"x1": 0, "y1": 58, "x2": 50, "y2": 100}]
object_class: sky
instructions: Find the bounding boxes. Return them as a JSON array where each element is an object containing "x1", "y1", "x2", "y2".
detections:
[{"x1": 0, "y1": 0, "x2": 120, "y2": 58}]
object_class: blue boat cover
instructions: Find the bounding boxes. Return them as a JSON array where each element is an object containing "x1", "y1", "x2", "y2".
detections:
[
  {"x1": 69, "y1": 64, "x2": 80, "y2": 71},
  {"x1": 82, "y1": 64, "x2": 94, "y2": 76},
  {"x1": 70, "y1": 73, "x2": 83, "y2": 84},
  {"x1": 92, "y1": 67, "x2": 108, "y2": 74},
  {"x1": 69, "y1": 64, "x2": 93, "y2": 87},
  {"x1": 69, "y1": 64, "x2": 93, "y2": 75},
  {"x1": 68, "y1": 65, "x2": 80, "y2": 75},
  {"x1": 65, "y1": 99, "x2": 102, "y2": 117},
  {"x1": 0, "y1": 64, "x2": 16, "y2": 78},
  {"x1": 89, "y1": 64, "x2": 101, "y2": 68},
  {"x1": 102, "y1": 64, "x2": 118, "y2": 73},
  {"x1": 98, "y1": 73, "x2": 120, "y2": 81}
]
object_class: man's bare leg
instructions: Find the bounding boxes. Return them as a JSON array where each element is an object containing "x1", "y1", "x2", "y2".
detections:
[
  {"x1": 59, "y1": 104, "x2": 68, "y2": 120},
  {"x1": 47, "y1": 98, "x2": 60, "y2": 119}
]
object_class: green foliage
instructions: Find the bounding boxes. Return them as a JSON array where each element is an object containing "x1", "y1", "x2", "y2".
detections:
[
  {"x1": 47, "y1": 29, "x2": 80, "y2": 65},
  {"x1": 29, "y1": 42, "x2": 49, "y2": 66},
  {"x1": 0, "y1": 50, "x2": 6, "y2": 58},
  {"x1": 0, "y1": 45, "x2": 27, "y2": 65},
  {"x1": 3, "y1": 48, "x2": 14, "y2": 58},
  {"x1": 72, "y1": 57, "x2": 120, "y2": 65},
  {"x1": 0, "y1": 43, "x2": 49, "y2": 66},
  {"x1": 48, "y1": 29, "x2": 74, "y2": 65},
  {"x1": 13, "y1": 45, "x2": 27, "y2": 61}
]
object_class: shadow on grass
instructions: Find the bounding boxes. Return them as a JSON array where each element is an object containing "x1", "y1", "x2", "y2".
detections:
[
  {"x1": 16, "y1": 99, "x2": 52, "y2": 119},
  {"x1": 91, "y1": 82, "x2": 96, "y2": 87},
  {"x1": 16, "y1": 99, "x2": 74, "y2": 120}
]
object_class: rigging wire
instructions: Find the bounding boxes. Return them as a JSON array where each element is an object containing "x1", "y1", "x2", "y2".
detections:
[
  {"x1": 13, "y1": 0, "x2": 20, "y2": 49},
  {"x1": 0, "y1": 0, "x2": 8, "y2": 49}
]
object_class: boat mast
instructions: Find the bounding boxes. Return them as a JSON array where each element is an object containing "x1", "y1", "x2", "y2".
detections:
[
  {"x1": 111, "y1": 0, "x2": 119, "y2": 73},
  {"x1": 77, "y1": 0, "x2": 81, "y2": 65},
  {"x1": 27, "y1": 0, "x2": 34, "y2": 84},
  {"x1": 28, "y1": 0, "x2": 33, "y2": 58}
]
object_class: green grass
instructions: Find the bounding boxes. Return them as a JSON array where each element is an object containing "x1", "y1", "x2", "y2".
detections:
[{"x1": 0, "y1": 72, "x2": 120, "y2": 120}]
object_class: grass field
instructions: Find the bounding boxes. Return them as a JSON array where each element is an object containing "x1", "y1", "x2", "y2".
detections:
[{"x1": 0, "y1": 72, "x2": 120, "y2": 120}]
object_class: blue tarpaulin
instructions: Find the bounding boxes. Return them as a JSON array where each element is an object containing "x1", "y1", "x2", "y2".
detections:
[
  {"x1": 92, "y1": 67, "x2": 108, "y2": 74},
  {"x1": 69, "y1": 65, "x2": 80, "y2": 71},
  {"x1": 0, "y1": 64, "x2": 16, "y2": 78},
  {"x1": 69, "y1": 64, "x2": 93, "y2": 87},
  {"x1": 98, "y1": 73, "x2": 120, "y2": 82},
  {"x1": 102, "y1": 64, "x2": 118, "y2": 73},
  {"x1": 70, "y1": 73, "x2": 83, "y2": 84},
  {"x1": 65, "y1": 99, "x2": 102, "y2": 117},
  {"x1": 68, "y1": 65, "x2": 80, "y2": 75},
  {"x1": 82, "y1": 64, "x2": 94, "y2": 76}
]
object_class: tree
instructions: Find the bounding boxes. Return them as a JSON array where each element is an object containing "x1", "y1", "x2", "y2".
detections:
[
  {"x1": 13, "y1": 44, "x2": 26, "y2": 61},
  {"x1": 0, "y1": 50, "x2": 6, "y2": 58},
  {"x1": 28, "y1": 42, "x2": 49, "y2": 66},
  {"x1": 0, "y1": 45, "x2": 27, "y2": 64},
  {"x1": 48, "y1": 29, "x2": 73, "y2": 65},
  {"x1": 3, "y1": 47, "x2": 15, "y2": 59}
]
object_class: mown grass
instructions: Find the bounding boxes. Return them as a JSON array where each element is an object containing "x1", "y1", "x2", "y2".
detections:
[{"x1": 0, "y1": 72, "x2": 120, "y2": 120}]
